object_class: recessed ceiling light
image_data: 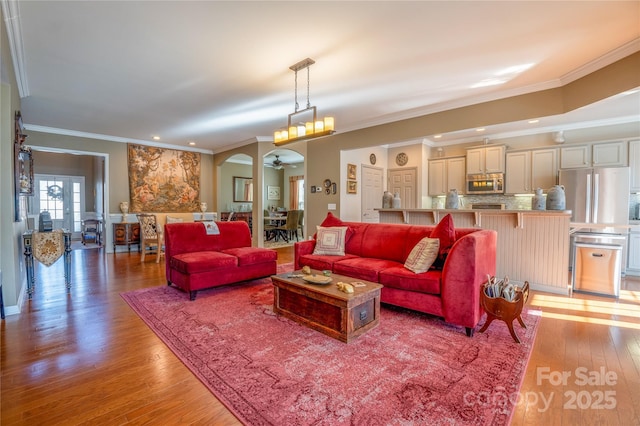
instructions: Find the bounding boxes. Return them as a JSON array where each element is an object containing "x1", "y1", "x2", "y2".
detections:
[
  {"x1": 433, "y1": 134, "x2": 442, "y2": 139},
  {"x1": 528, "y1": 119, "x2": 539, "y2": 124},
  {"x1": 188, "y1": 141, "x2": 196, "y2": 146},
  {"x1": 476, "y1": 128, "x2": 485, "y2": 132},
  {"x1": 152, "y1": 136, "x2": 160, "y2": 141}
]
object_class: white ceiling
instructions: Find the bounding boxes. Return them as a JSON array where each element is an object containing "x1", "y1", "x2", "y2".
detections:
[{"x1": 4, "y1": 1, "x2": 640, "y2": 154}]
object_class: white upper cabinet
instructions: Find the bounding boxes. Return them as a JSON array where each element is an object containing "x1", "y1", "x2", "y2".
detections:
[
  {"x1": 505, "y1": 151, "x2": 531, "y2": 194},
  {"x1": 592, "y1": 141, "x2": 627, "y2": 167},
  {"x1": 466, "y1": 146, "x2": 505, "y2": 174},
  {"x1": 630, "y1": 140, "x2": 640, "y2": 192},
  {"x1": 531, "y1": 149, "x2": 558, "y2": 191},
  {"x1": 428, "y1": 157, "x2": 466, "y2": 196},
  {"x1": 505, "y1": 148, "x2": 557, "y2": 194},
  {"x1": 561, "y1": 141, "x2": 627, "y2": 169},
  {"x1": 428, "y1": 159, "x2": 446, "y2": 195},
  {"x1": 447, "y1": 156, "x2": 467, "y2": 195},
  {"x1": 560, "y1": 145, "x2": 590, "y2": 169}
]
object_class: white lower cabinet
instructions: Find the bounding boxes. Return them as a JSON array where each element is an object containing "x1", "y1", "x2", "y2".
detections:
[{"x1": 628, "y1": 228, "x2": 640, "y2": 276}]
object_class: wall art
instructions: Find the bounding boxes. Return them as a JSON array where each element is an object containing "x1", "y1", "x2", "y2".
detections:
[
  {"x1": 347, "y1": 163, "x2": 357, "y2": 180},
  {"x1": 347, "y1": 180, "x2": 357, "y2": 194},
  {"x1": 127, "y1": 143, "x2": 201, "y2": 212}
]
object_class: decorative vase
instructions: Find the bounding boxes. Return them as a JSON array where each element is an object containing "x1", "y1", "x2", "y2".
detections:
[
  {"x1": 445, "y1": 189, "x2": 459, "y2": 209},
  {"x1": 119, "y1": 201, "x2": 129, "y2": 223},
  {"x1": 531, "y1": 188, "x2": 545, "y2": 210},
  {"x1": 392, "y1": 192, "x2": 401, "y2": 209},
  {"x1": 382, "y1": 191, "x2": 393, "y2": 209},
  {"x1": 546, "y1": 185, "x2": 566, "y2": 210},
  {"x1": 200, "y1": 202, "x2": 207, "y2": 219}
]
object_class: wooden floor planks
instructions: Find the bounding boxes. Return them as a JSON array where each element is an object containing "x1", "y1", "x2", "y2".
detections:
[{"x1": 1, "y1": 246, "x2": 639, "y2": 425}]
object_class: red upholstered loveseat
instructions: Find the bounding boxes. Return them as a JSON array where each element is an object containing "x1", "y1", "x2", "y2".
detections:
[
  {"x1": 164, "y1": 221, "x2": 277, "y2": 300},
  {"x1": 294, "y1": 214, "x2": 497, "y2": 336}
]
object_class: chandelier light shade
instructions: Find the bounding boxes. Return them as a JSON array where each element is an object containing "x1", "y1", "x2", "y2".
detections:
[{"x1": 273, "y1": 58, "x2": 335, "y2": 146}]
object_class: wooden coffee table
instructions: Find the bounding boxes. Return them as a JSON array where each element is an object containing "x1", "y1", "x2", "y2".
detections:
[{"x1": 271, "y1": 270, "x2": 383, "y2": 343}]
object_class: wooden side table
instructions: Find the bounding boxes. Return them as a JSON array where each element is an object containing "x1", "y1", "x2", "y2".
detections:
[
  {"x1": 112, "y1": 222, "x2": 140, "y2": 252},
  {"x1": 479, "y1": 281, "x2": 529, "y2": 343}
]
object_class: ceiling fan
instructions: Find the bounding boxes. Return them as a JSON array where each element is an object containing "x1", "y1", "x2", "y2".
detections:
[{"x1": 268, "y1": 155, "x2": 296, "y2": 170}]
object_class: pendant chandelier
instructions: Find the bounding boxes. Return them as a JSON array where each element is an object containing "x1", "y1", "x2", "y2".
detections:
[{"x1": 273, "y1": 58, "x2": 335, "y2": 146}]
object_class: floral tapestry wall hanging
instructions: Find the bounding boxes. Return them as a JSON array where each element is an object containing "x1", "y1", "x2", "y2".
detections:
[{"x1": 127, "y1": 144, "x2": 201, "y2": 212}]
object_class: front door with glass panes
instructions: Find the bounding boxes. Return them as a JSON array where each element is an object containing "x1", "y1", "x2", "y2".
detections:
[{"x1": 33, "y1": 175, "x2": 85, "y2": 239}]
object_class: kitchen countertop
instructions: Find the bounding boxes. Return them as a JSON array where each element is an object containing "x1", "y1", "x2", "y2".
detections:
[{"x1": 376, "y1": 208, "x2": 572, "y2": 214}]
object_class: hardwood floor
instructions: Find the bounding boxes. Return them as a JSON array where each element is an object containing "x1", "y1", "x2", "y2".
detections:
[{"x1": 2, "y1": 246, "x2": 638, "y2": 425}]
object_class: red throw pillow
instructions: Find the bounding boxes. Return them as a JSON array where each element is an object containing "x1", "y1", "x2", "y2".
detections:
[
  {"x1": 314, "y1": 212, "x2": 354, "y2": 242},
  {"x1": 429, "y1": 214, "x2": 455, "y2": 269},
  {"x1": 320, "y1": 212, "x2": 344, "y2": 227}
]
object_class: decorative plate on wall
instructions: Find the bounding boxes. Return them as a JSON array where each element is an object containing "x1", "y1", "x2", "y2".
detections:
[
  {"x1": 396, "y1": 152, "x2": 408, "y2": 166},
  {"x1": 369, "y1": 153, "x2": 377, "y2": 165}
]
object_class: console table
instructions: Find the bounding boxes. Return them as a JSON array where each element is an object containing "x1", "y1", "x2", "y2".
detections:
[
  {"x1": 112, "y1": 222, "x2": 140, "y2": 252},
  {"x1": 220, "y1": 212, "x2": 252, "y2": 234},
  {"x1": 23, "y1": 229, "x2": 72, "y2": 299}
]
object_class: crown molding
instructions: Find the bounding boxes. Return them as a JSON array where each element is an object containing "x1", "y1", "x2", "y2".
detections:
[
  {"x1": 24, "y1": 124, "x2": 214, "y2": 154},
  {"x1": 1, "y1": 0, "x2": 29, "y2": 97},
  {"x1": 560, "y1": 38, "x2": 640, "y2": 85}
]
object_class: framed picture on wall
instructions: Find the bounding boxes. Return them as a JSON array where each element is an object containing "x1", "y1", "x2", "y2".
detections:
[
  {"x1": 347, "y1": 163, "x2": 357, "y2": 180},
  {"x1": 347, "y1": 180, "x2": 357, "y2": 194},
  {"x1": 267, "y1": 185, "x2": 281, "y2": 200}
]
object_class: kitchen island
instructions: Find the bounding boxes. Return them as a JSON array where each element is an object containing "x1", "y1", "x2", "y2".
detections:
[{"x1": 378, "y1": 208, "x2": 572, "y2": 294}]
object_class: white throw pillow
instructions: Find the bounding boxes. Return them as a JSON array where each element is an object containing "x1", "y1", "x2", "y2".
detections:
[
  {"x1": 313, "y1": 226, "x2": 348, "y2": 256},
  {"x1": 404, "y1": 237, "x2": 440, "y2": 274},
  {"x1": 166, "y1": 216, "x2": 184, "y2": 224}
]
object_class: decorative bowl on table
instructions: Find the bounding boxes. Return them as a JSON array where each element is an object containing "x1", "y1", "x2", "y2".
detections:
[{"x1": 302, "y1": 274, "x2": 332, "y2": 285}]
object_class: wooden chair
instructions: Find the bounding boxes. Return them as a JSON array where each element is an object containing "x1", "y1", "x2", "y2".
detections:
[
  {"x1": 81, "y1": 219, "x2": 102, "y2": 246},
  {"x1": 297, "y1": 210, "x2": 304, "y2": 239},
  {"x1": 137, "y1": 214, "x2": 164, "y2": 263},
  {"x1": 264, "y1": 210, "x2": 276, "y2": 241},
  {"x1": 275, "y1": 210, "x2": 300, "y2": 243}
]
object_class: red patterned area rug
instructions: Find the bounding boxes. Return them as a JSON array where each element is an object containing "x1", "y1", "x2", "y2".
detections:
[{"x1": 121, "y1": 269, "x2": 539, "y2": 426}]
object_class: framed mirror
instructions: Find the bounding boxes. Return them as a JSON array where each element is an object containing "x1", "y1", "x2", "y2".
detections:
[
  {"x1": 233, "y1": 176, "x2": 253, "y2": 202},
  {"x1": 16, "y1": 145, "x2": 34, "y2": 195}
]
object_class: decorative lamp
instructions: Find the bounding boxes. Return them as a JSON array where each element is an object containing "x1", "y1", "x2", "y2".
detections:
[
  {"x1": 273, "y1": 58, "x2": 335, "y2": 146},
  {"x1": 200, "y1": 202, "x2": 208, "y2": 220}
]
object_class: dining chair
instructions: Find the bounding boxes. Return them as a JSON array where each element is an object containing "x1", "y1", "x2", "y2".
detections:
[
  {"x1": 275, "y1": 210, "x2": 300, "y2": 243},
  {"x1": 137, "y1": 214, "x2": 164, "y2": 263},
  {"x1": 297, "y1": 210, "x2": 304, "y2": 239},
  {"x1": 264, "y1": 210, "x2": 276, "y2": 241}
]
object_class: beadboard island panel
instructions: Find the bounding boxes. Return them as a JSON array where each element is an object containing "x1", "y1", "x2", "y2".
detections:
[{"x1": 378, "y1": 209, "x2": 572, "y2": 294}]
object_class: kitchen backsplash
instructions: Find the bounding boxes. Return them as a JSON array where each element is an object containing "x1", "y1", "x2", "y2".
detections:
[
  {"x1": 431, "y1": 194, "x2": 538, "y2": 210},
  {"x1": 431, "y1": 193, "x2": 640, "y2": 219}
]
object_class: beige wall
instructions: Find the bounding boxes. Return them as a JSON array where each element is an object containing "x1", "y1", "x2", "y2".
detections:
[
  {"x1": 1, "y1": 4, "x2": 28, "y2": 311},
  {"x1": 25, "y1": 131, "x2": 214, "y2": 216},
  {"x1": 300, "y1": 52, "x2": 640, "y2": 231}
]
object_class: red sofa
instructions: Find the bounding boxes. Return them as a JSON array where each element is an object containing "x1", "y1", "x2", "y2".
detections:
[
  {"x1": 164, "y1": 221, "x2": 277, "y2": 300},
  {"x1": 294, "y1": 214, "x2": 497, "y2": 336}
]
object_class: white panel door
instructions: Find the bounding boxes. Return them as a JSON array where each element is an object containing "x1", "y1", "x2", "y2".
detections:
[
  {"x1": 361, "y1": 165, "x2": 383, "y2": 223},
  {"x1": 388, "y1": 168, "x2": 417, "y2": 209}
]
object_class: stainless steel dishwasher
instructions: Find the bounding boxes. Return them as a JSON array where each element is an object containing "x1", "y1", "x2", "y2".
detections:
[{"x1": 572, "y1": 239, "x2": 623, "y2": 297}]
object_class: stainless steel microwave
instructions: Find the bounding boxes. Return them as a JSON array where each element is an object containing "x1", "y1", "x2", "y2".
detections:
[{"x1": 466, "y1": 173, "x2": 504, "y2": 194}]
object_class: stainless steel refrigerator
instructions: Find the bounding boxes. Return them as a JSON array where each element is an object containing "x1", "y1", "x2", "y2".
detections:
[{"x1": 559, "y1": 167, "x2": 629, "y2": 297}]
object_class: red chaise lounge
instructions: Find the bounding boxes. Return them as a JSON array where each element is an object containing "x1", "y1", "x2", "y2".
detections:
[{"x1": 164, "y1": 221, "x2": 277, "y2": 300}]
